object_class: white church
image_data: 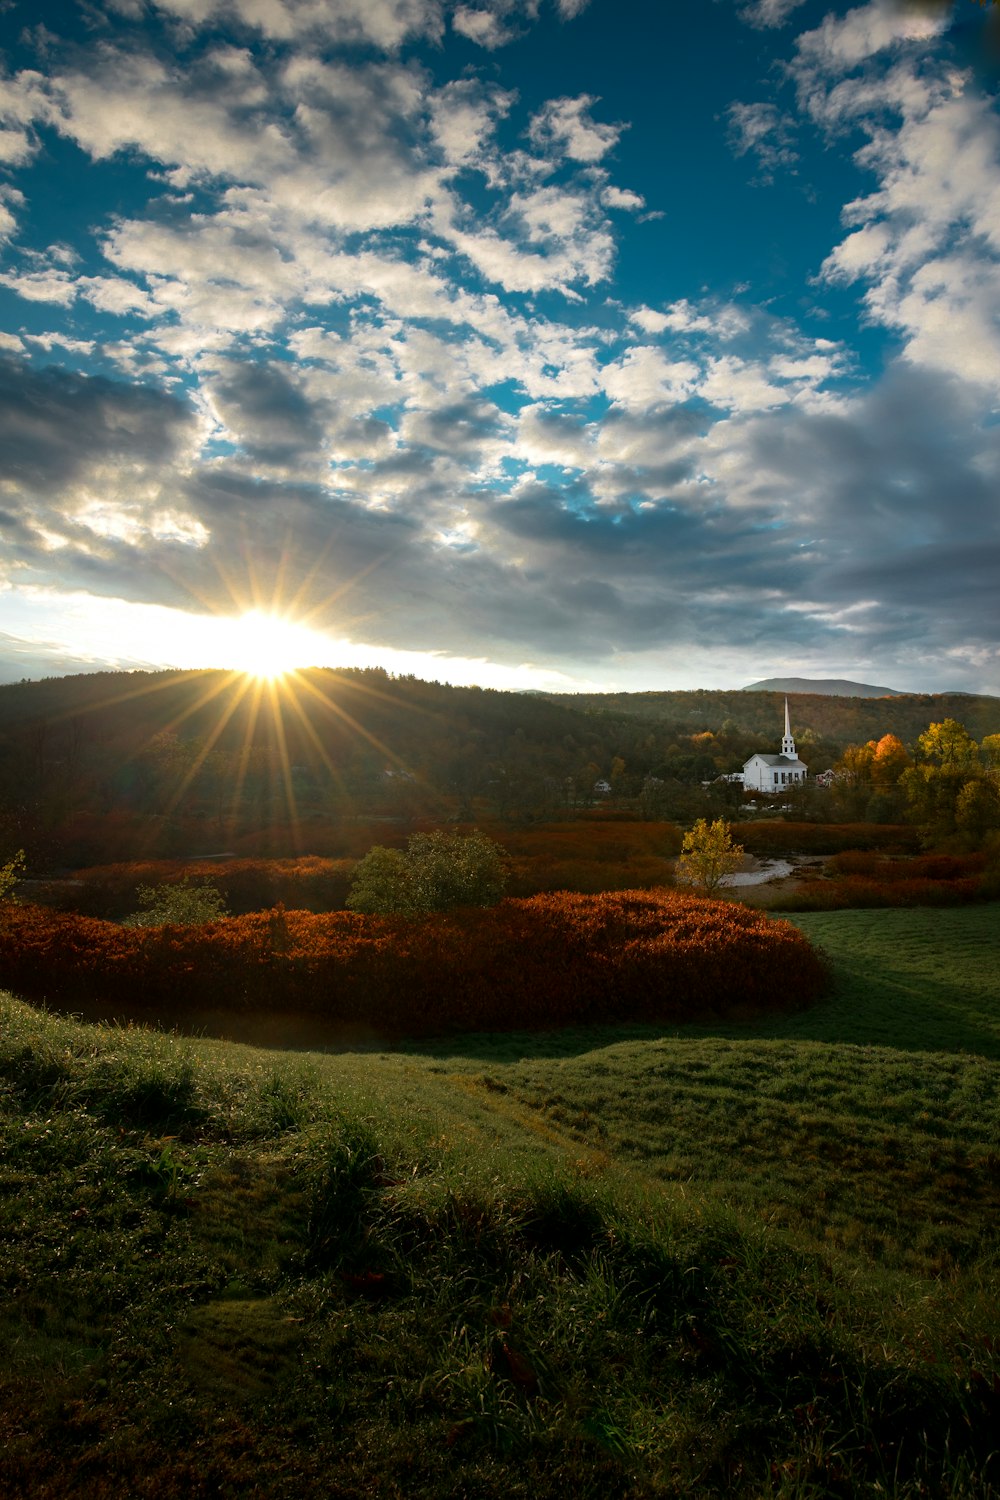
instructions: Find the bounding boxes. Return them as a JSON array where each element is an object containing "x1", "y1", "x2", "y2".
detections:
[{"x1": 741, "y1": 699, "x2": 808, "y2": 794}]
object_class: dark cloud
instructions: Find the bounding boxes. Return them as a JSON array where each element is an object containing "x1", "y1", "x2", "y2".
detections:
[
  {"x1": 208, "y1": 361, "x2": 327, "y2": 465},
  {"x1": 0, "y1": 356, "x2": 194, "y2": 489}
]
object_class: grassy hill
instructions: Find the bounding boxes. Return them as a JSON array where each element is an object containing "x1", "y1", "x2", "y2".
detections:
[{"x1": 2, "y1": 905, "x2": 999, "y2": 1497}]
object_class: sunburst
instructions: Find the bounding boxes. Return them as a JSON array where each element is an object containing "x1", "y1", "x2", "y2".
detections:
[{"x1": 224, "y1": 610, "x2": 327, "y2": 680}]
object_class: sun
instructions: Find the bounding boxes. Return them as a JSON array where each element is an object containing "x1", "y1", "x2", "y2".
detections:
[{"x1": 226, "y1": 609, "x2": 327, "y2": 679}]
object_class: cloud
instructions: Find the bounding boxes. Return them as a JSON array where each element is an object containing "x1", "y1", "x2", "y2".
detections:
[
  {"x1": 794, "y1": 0, "x2": 949, "y2": 76},
  {"x1": 738, "y1": 0, "x2": 807, "y2": 29},
  {"x1": 0, "y1": 0, "x2": 997, "y2": 695},
  {"x1": 0, "y1": 357, "x2": 195, "y2": 491},
  {"x1": 452, "y1": 4, "x2": 520, "y2": 47},
  {"x1": 815, "y1": 51, "x2": 1000, "y2": 391},
  {"x1": 151, "y1": 0, "x2": 447, "y2": 49},
  {"x1": 528, "y1": 95, "x2": 623, "y2": 163},
  {"x1": 726, "y1": 100, "x2": 798, "y2": 179}
]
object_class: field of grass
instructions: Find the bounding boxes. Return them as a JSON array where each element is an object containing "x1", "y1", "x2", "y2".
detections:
[{"x1": 2, "y1": 905, "x2": 999, "y2": 1497}]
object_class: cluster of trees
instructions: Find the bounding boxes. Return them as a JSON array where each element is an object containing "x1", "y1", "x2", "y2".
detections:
[{"x1": 827, "y1": 720, "x2": 1000, "y2": 846}]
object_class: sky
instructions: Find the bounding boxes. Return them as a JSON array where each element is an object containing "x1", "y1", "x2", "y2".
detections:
[{"x1": 0, "y1": 0, "x2": 999, "y2": 694}]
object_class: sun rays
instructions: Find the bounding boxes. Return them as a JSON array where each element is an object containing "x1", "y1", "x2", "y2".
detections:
[{"x1": 224, "y1": 610, "x2": 328, "y2": 681}]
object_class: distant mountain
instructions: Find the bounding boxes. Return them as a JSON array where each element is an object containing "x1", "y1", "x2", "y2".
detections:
[{"x1": 742, "y1": 677, "x2": 905, "y2": 698}]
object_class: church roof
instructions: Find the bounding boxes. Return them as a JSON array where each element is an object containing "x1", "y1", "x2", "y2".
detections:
[{"x1": 744, "y1": 753, "x2": 806, "y2": 768}]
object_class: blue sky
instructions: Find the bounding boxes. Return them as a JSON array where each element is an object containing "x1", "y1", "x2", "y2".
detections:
[{"x1": 0, "y1": 0, "x2": 998, "y2": 692}]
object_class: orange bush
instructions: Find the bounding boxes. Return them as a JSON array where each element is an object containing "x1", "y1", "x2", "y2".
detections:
[
  {"x1": 0, "y1": 891, "x2": 825, "y2": 1036},
  {"x1": 772, "y1": 876, "x2": 985, "y2": 911}
]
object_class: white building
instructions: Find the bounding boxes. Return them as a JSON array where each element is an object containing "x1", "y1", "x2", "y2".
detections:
[{"x1": 742, "y1": 699, "x2": 808, "y2": 794}]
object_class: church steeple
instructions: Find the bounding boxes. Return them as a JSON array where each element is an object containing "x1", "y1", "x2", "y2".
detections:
[{"x1": 781, "y1": 697, "x2": 796, "y2": 758}]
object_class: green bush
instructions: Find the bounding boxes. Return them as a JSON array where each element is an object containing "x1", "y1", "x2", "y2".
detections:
[
  {"x1": 347, "y1": 829, "x2": 506, "y2": 916},
  {"x1": 123, "y1": 876, "x2": 229, "y2": 928}
]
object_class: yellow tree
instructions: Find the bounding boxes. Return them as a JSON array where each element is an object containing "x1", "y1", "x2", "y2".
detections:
[
  {"x1": 0, "y1": 849, "x2": 25, "y2": 908},
  {"x1": 676, "y1": 818, "x2": 744, "y2": 895},
  {"x1": 917, "y1": 720, "x2": 979, "y2": 769}
]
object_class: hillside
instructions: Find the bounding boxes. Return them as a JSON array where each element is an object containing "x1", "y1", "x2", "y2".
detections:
[{"x1": 2, "y1": 905, "x2": 999, "y2": 1497}]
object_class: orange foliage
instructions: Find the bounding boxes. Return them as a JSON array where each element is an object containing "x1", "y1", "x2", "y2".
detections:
[
  {"x1": 0, "y1": 891, "x2": 825, "y2": 1036},
  {"x1": 772, "y1": 876, "x2": 985, "y2": 911},
  {"x1": 826, "y1": 851, "x2": 986, "y2": 881},
  {"x1": 769, "y1": 848, "x2": 991, "y2": 910}
]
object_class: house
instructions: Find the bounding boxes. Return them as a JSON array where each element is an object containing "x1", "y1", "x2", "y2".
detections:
[{"x1": 742, "y1": 699, "x2": 808, "y2": 793}]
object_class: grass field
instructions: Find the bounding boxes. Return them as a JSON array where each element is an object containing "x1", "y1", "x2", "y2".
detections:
[{"x1": 2, "y1": 905, "x2": 999, "y2": 1497}]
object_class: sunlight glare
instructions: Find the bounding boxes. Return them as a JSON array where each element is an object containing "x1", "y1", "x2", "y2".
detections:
[{"x1": 224, "y1": 610, "x2": 328, "y2": 679}]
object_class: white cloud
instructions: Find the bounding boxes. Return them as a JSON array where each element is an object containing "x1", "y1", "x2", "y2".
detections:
[
  {"x1": 600, "y1": 185, "x2": 645, "y2": 211},
  {"x1": 429, "y1": 78, "x2": 514, "y2": 166},
  {"x1": 452, "y1": 4, "x2": 518, "y2": 47},
  {"x1": 152, "y1": 0, "x2": 446, "y2": 48},
  {"x1": 819, "y1": 67, "x2": 1000, "y2": 390},
  {"x1": 0, "y1": 266, "x2": 77, "y2": 305},
  {"x1": 528, "y1": 95, "x2": 623, "y2": 163},
  {"x1": 23, "y1": 332, "x2": 96, "y2": 354},
  {"x1": 601, "y1": 346, "x2": 700, "y2": 408},
  {"x1": 0, "y1": 187, "x2": 23, "y2": 242},
  {"x1": 700, "y1": 355, "x2": 792, "y2": 413},
  {"x1": 78, "y1": 275, "x2": 160, "y2": 318},
  {"x1": 0, "y1": 70, "x2": 48, "y2": 167},
  {"x1": 727, "y1": 100, "x2": 798, "y2": 178},
  {"x1": 795, "y1": 0, "x2": 948, "y2": 75},
  {"x1": 739, "y1": 0, "x2": 807, "y2": 29},
  {"x1": 628, "y1": 306, "x2": 669, "y2": 335}
]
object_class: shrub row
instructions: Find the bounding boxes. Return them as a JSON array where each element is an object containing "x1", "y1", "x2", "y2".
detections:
[
  {"x1": 739, "y1": 822, "x2": 921, "y2": 855},
  {"x1": 35, "y1": 856, "x2": 357, "y2": 919},
  {"x1": 826, "y1": 851, "x2": 986, "y2": 881},
  {"x1": 771, "y1": 876, "x2": 987, "y2": 912},
  {"x1": 0, "y1": 891, "x2": 826, "y2": 1036}
]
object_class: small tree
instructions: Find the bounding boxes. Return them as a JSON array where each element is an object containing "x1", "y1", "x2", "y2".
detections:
[
  {"x1": 123, "y1": 876, "x2": 229, "y2": 928},
  {"x1": 0, "y1": 848, "x2": 25, "y2": 906},
  {"x1": 347, "y1": 829, "x2": 507, "y2": 916},
  {"x1": 676, "y1": 818, "x2": 743, "y2": 895}
]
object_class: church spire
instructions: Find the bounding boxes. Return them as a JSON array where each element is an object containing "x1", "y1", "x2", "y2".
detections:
[{"x1": 781, "y1": 697, "x2": 796, "y2": 758}]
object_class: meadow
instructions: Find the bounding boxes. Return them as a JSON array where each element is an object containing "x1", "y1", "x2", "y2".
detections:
[{"x1": 2, "y1": 904, "x2": 999, "y2": 1497}]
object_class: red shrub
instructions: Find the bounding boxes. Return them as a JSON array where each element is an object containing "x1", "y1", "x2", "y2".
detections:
[
  {"x1": 827, "y1": 850, "x2": 986, "y2": 882},
  {"x1": 740, "y1": 822, "x2": 920, "y2": 856},
  {"x1": 772, "y1": 875, "x2": 985, "y2": 912},
  {"x1": 0, "y1": 891, "x2": 826, "y2": 1037}
]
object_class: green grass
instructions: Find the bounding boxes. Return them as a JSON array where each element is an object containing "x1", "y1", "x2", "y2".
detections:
[{"x1": 1, "y1": 905, "x2": 999, "y2": 1496}]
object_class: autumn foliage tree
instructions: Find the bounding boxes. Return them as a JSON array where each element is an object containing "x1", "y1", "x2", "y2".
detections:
[
  {"x1": 0, "y1": 848, "x2": 24, "y2": 908},
  {"x1": 676, "y1": 818, "x2": 744, "y2": 895}
]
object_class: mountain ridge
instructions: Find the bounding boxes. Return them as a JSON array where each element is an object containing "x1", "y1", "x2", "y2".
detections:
[{"x1": 741, "y1": 677, "x2": 905, "y2": 698}]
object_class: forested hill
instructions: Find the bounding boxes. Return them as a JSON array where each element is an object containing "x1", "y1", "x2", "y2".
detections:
[
  {"x1": 2, "y1": 669, "x2": 999, "y2": 869},
  {"x1": 540, "y1": 688, "x2": 1000, "y2": 747}
]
